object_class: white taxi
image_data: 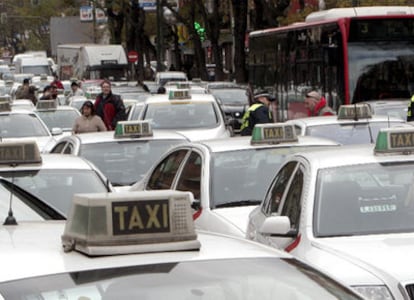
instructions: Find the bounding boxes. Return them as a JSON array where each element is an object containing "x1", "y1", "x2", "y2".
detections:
[
  {"x1": 131, "y1": 123, "x2": 339, "y2": 237},
  {"x1": 50, "y1": 120, "x2": 190, "y2": 187},
  {"x1": 130, "y1": 88, "x2": 232, "y2": 140},
  {"x1": 0, "y1": 100, "x2": 60, "y2": 152},
  {"x1": 0, "y1": 190, "x2": 363, "y2": 300},
  {"x1": 286, "y1": 104, "x2": 411, "y2": 144},
  {"x1": 247, "y1": 127, "x2": 414, "y2": 300},
  {"x1": 35, "y1": 100, "x2": 80, "y2": 136},
  {"x1": 0, "y1": 140, "x2": 112, "y2": 217}
]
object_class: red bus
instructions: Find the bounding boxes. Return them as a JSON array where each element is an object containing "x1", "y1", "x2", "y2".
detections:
[{"x1": 248, "y1": 6, "x2": 414, "y2": 121}]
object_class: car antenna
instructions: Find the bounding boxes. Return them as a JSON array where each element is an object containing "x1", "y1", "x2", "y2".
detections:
[{"x1": 4, "y1": 170, "x2": 17, "y2": 225}]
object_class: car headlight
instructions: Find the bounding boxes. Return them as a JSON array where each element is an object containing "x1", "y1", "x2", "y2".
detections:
[{"x1": 352, "y1": 285, "x2": 393, "y2": 300}]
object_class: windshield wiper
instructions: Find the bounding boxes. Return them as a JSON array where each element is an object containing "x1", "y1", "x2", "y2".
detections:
[{"x1": 215, "y1": 199, "x2": 262, "y2": 208}]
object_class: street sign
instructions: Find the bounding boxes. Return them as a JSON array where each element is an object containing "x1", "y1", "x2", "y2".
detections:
[{"x1": 127, "y1": 50, "x2": 139, "y2": 63}]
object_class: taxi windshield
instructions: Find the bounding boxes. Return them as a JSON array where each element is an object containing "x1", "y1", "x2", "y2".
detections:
[
  {"x1": 315, "y1": 161, "x2": 414, "y2": 237},
  {"x1": 80, "y1": 140, "x2": 187, "y2": 186},
  {"x1": 0, "y1": 169, "x2": 108, "y2": 217},
  {"x1": 0, "y1": 258, "x2": 361, "y2": 300},
  {"x1": 306, "y1": 121, "x2": 405, "y2": 145},
  {"x1": 37, "y1": 109, "x2": 80, "y2": 131},
  {"x1": 0, "y1": 114, "x2": 50, "y2": 137},
  {"x1": 144, "y1": 102, "x2": 218, "y2": 129},
  {"x1": 211, "y1": 146, "x2": 323, "y2": 208}
]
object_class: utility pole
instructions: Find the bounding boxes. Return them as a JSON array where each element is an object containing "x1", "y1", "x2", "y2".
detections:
[{"x1": 156, "y1": 0, "x2": 164, "y2": 72}]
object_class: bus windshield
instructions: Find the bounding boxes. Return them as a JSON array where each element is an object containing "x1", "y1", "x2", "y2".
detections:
[{"x1": 350, "y1": 42, "x2": 414, "y2": 102}]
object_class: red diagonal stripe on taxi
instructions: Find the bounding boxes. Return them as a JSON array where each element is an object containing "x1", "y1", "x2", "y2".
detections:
[{"x1": 285, "y1": 234, "x2": 301, "y2": 252}]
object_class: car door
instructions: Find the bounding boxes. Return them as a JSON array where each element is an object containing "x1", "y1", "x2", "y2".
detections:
[{"x1": 260, "y1": 161, "x2": 305, "y2": 250}]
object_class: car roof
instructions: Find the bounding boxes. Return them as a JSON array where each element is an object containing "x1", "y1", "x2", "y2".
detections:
[
  {"x1": 287, "y1": 115, "x2": 406, "y2": 126},
  {"x1": 194, "y1": 135, "x2": 339, "y2": 152},
  {"x1": 0, "y1": 153, "x2": 98, "y2": 171},
  {"x1": 144, "y1": 93, "x2": 216, "y2": 104},
  {"x1": 291, "y1": 143, "x2": 414, "y2": 169},
  {"x1": 62, "y1": 130, "x2": 191, "y2": 144},
  {"x1": 0, "y1": 221, "x2": 291, "y2": 282}
]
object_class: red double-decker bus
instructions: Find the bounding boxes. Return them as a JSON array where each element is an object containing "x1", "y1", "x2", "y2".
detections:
[{"x1": 248, "y1": 6, "x2": 414, "y2": 121}]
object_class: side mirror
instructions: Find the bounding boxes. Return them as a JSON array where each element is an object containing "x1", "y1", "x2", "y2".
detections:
[
  {"x1": 51, "y1": 127, "x2": 63, "y2": 136},
  {"x1": 259, "y1": 215, "x2": 297, "y2": 237}
]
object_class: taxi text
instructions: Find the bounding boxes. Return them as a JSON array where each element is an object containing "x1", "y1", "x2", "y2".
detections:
[
  {"x1": 390, "y1": 132, "x2": 414, "y2": 149},
  {"x1": 112, "y1": 200, "x2": 170, "y2": 235}
]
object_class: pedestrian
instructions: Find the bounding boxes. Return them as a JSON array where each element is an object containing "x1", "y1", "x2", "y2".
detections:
[
  {"x1": 15, "y1": 78, "x2": 37, "y2": 105},
  {"x1": 304, "y1": 91, "x2": 335, "y2": 116},
  {"x1": 94, "y1": 79, "x2": 127, "y2": 130},
  {"x1": 39, "y1": 85, "x2": 53, "y2": 100},
  {"x1": 72, "y1": 100, "x2": 107, "y2": 134},
  {"x1": 240, "y1": 89, "x2": 275, "y2": 136},
  {"x1": 66, "y1": 81, "x2": 84, "y2": 104},
  {"x1": 51, "y1": 74, "x2": 64, "y2": 90}
]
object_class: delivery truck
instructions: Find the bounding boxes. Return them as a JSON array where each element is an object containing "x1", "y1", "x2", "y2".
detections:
[{"x1": 57, "y1": 44, "x2": 128, "y2": 80}]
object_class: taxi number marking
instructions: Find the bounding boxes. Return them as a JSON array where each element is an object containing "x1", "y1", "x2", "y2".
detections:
[
  {"x1": 0, "y1": 146, "x2": 23, "y2": 161},
  {"x1": 263, "y1": 127, "x2": 293, "y2": 140},
  {"x1": 389, "y1": 132, "x2": 414, "y2": 148},
  {"x1": 112, "y1": 200, "x2": 170, "y2": 235}
]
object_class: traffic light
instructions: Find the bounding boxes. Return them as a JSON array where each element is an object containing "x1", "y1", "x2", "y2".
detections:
[{"x1": 194, "y1": 22, "x2": 206, "y2": 42}]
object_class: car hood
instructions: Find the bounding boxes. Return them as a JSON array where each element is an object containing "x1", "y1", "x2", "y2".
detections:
[
  {"x1": 213, "y1": 206, "x2": 259, "y2": 235},
  {"x1": 177, "y1": 128, "x2": 231, "y2": 141},
  {"x1": 314, "y1": 233, "x2": 414, "y2": 281}
]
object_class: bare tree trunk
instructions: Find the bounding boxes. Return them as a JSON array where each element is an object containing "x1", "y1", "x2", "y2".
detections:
[{"x1": 231, "y1": 0, "x2": 248, "y2": 83}]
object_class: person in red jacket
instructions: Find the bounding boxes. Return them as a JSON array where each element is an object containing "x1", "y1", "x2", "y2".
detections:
[
  {"x1": 304, "y1": 91, "x2": 335, "y2": 116},
  {"x1": 94, "y1": 80, "x2": 127, "y2": 130}
]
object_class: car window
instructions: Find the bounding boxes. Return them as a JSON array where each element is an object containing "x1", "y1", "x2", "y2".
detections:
[
  {"x1": 147, "y1": 150, "x2": 189, "y2": 190},
  {"x1": 63, "y1": 142, "x2": 74, "y2": 154},
  {"x1": 262, "y1": 161, "x2": 298, "y2": 216},
  {"x1": 51, "y1": 142, "x2": 67, "y2": 154},
  {"x1": 176, "y1": 152, "x2": 202, "y2": 200},
  {"x1": 280, "y1": 165, "x2": 304, "y2": 231}
]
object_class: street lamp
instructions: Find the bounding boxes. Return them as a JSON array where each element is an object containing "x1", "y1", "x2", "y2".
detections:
[{"x1": 156, "y1": 0, "x2": 164, "y2": 72}]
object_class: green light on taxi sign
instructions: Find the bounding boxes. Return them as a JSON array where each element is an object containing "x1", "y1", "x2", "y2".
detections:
[
  {"x1": 61, "y1": 190, "x2": 200, "y2": 256},
  {"x1": 114, "y1": 120, "x2": 153, "y2": 138},
  {"x1": 337, "y1": 104, "x2": 372, "y2": 120},
  {"x1": 0, "y1": 141, "x2": 42, "y2": 165},
  {"x1": 375, "y1": 128, "x2": 414, "y2": 154},
  {"x1": 251, "y1": 123, "x2": 298, "y2": 145},
  {"x1": 168, "y1": 89, "x2": 190, "y2": 100}
]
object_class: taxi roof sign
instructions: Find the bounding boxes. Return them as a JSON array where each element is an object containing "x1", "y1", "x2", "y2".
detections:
[
  {"x1": 251, "y1": 123, "x2": 298, "y2": 145},
  {"x1": 61, "y1": 190, "x2": 200, "y2": 256},
  {"x1": 0, "y1": 141, "x2": 42, "y2": 165},
  {"x1": 0, "y1": 97, "x2": 11, "y2": 112},
  {"x1": 375, "y1": 127, "x2": 414, "y2": 155},
  {"x1": 114, "y1": 120, "x2": 153, "y2": 138},
  {"x1": 337, "y1": 104, "x2": 372, "y2": 120},
  {"x1": 36, "y1": 100, "x2": 57, "y2": 110},
  {"x1": 168, "y1": 89, "x2": 190, "y2": 100}
]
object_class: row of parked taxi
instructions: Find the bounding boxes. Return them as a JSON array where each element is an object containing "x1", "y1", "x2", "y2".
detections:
[{"x1": 1, "y1": 76, "x2": 414, "y2": 299}]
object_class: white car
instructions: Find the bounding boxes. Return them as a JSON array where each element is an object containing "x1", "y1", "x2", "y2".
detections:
[
  {"x1": 50, "y1": 121, "x2": 191, "y2": 187},
  {"x1": 131, "y1": 123, "x2": 339, "y2": 237},
  {"x1": 0, "y1": 190, "x2": 363, "y2": 300},
  {"x1": 130, "y1": 89, "x2": 232, "y2": 140},
  {"x1": 247, "y1": 126, "x2": 414, "y2": 300},
  {"x1": 0, "y1": 103, "x2": 60, "y2": 152},
  {"x1": 0, "y1": 140, "x2": 113, "y2": 217},
  {"x1": 286, "y1": 104, "x2": 411, "y2": 144}
]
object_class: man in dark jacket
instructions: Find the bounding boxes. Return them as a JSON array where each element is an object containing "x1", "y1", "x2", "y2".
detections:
[
  {"x1": 240, "y1": 90, "x2": 275, "y2": 136},
  {"x1": 94, "y1": 80, "x2": 127, "y2": 130}
]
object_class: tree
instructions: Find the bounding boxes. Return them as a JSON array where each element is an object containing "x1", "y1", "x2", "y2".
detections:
[{"x1": 231, "y1": 0, "x2": 248, "y2": 83}]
